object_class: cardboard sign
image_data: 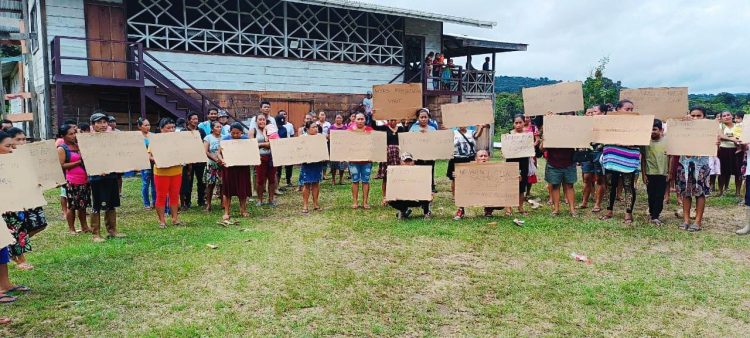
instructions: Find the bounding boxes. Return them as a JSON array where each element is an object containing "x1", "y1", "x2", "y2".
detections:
[
  {"x1": 500, "y1": 133, "x2": 535, "y2": 159},
  {"x1": 441, "y1": 99, "x2": 494, "y2": 128},
  {"x1": 372, "y1": 83, "x2": 423, "y2": 120},
  {"x1": 543, "y1": 115, "x2": 594, "y2": 148},
  {"x1": 592, "y1": 115, "x2": 655, "y2": 146},
  {"x1": 620, "y1": 87, "x2": 688, "y2": 120},
  {"x1": 329, "y1": 130, "x2": 387, "y2": 162},
  {"x1": 220, "y1": 139, "x2": 261, "y2": 167},
  {"x1": 17, "y1": 140, "x2": 66, "y2": 190},
  {"x1": 270, "y1": 135, "x2": 329, "y2": 166},
  {"x1": 398, "y1": 130, "x2": 454, "y2": 160},
  {"x1": 0, "y1": 218, "x2": 15, "y2": 248},
  {"x1": 150, "y1": 131, "x2": 206, "y2": 168},
  {"x1": 454, "y1": 162, "x2": 519, "y2": 207},
  {"x1": 77, "y1": 131, "x2": 151, "y2": 176},
  {"x1": 385, "y1": 165, "x2": 433, "y2": 201},
  {"x1": 522, "y1": 81, "x2": 584, "y2": 116},
  {"x1": 666, "y1": 119, "x2": 719, "y2": 156},
  {"x1": 742, "y1": 125, "x2": 750, "y2": 144},
  {"x1": 0, "y1": 151, "x2": 47, "y2": 213}
]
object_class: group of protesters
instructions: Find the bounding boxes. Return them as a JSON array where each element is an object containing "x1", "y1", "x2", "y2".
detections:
[{"x1": 2, "y1": 97, "x2": 749, "y2": 325}]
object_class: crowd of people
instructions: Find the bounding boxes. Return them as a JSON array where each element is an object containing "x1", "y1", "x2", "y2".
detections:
[{"x1": 1, "y1": 98, "x2": 749, "y2": 325}]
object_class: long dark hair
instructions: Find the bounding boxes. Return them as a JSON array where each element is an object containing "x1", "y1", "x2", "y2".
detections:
[
  {"x1": 58, "y1": 124, "x2": 76, "y2": 138},
  {"x1": 158, "y1": 117, "x2": 175, "y2": 130}
]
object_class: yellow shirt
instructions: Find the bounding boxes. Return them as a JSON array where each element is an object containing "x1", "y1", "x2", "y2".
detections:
[
  {"x1": 732, "y1": 123, "x2": 743, "y2": 141},
  {"x1": 148, "y1": 146, "x2": 183, "y2": 176}
]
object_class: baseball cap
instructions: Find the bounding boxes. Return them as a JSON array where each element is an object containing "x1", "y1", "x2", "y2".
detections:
[
  {"x1": 218, "y1": 110, "x2": 229, "y2": 117},
  {"x1": 90, "y1": 113, "x2": 108, "y2": 123},
  {"x1": 108, "y1": 115, "x2": 116, "y2": 122},
  {"x1": 400, "y1": 152, "x2": 414, "y2": 162}
]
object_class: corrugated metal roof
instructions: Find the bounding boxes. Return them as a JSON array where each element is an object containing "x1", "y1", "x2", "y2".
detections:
[
  {"x1": 0, "y1": 0, "x2": 22, "y2": 11},
  {"x1": 0, "y1": 0, "x2": 23, "y2": 34},
  {"x1": 284, "y1": 0, "x2": 496, "y2": 28}
]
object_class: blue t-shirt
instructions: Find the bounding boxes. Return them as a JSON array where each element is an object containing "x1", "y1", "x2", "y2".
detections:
[
  {"x1": 409, "y1": 123, "x2": 437, "y2": 132},
  {"x1": 221, "y1": 135, "x2": 249, "y2": 140}
]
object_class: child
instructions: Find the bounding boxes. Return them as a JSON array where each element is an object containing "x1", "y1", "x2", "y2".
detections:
[
  {"x1": 641, "y1": 119, "x2": 669, "y2": 225},
  {"x1": 300, "y1": 122, "x2": 325, "y2": 213}
]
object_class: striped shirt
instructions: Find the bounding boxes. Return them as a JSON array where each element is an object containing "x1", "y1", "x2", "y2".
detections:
[{"x1": 601, "y1": 145, "x2": 641, "y2": 173}]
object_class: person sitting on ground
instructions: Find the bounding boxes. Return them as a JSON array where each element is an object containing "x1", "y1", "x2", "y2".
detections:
[
  {"x1": 300, "y1": 122, "x2": 326, "y2": 213},
  {"x1": 388, "y1": 152, "x2": 432, "y2": 220}
]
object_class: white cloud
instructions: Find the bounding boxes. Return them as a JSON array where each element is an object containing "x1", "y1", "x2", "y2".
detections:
[{"x1": 361, "y1": 0, "x2": 749, "y2": 93}]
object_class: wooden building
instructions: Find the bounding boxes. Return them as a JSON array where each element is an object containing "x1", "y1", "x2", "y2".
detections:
[{"x1": 21, "y1": 0, "x2": 526, "y2": 138}]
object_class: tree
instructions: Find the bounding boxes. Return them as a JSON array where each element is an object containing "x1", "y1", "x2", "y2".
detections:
[
  {"x1": 582, "y1": 57, "x2": 622, "y2": 109},
  {"x1": 494, "y1": 92, "x2": 523, "y2": 132}
]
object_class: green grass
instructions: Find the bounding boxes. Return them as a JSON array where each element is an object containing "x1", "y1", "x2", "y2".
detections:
[{"x1": 2, "y1": 158, "x2": 750, "y2": 336}]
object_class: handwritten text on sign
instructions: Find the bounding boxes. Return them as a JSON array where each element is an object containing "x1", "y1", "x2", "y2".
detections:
[
  {"x1": 77, "y1": 131, "x2": 151, "y2": 176},
  {"x1": 270, "y1": 135, "x2": 329, "y2": 166},
  {"x1": 454, "y1": 162, "x2": 519, "y2": 207},
  {"x1": 522, "y1": 81, "x2": 584, "y2": 116},
  {"x1": 0, "y1": 151, "x2": 47, "y2": 213},
  {"x1": 150, "y1": 131, "x2": 207, "y2": 168},
  {"x1": 500, "y1": 133, "x2": 535, "y2": 159},
  {"x1": 592, "y1": 115, "x2": 654, "y2": 146},
  {"x1": 220, "y1": 139, "x2": 261, "y2": 167},
  {"x1": 329, "y1": 131, "x2": 387, "y2": 162},
  {"x1": 666, "y1": 119, "x2": 719, "y2": 156},
  {"x1": 372, "y1": 83, "x2": 423, "y2": 120},
  {"x1": 17, "y1": 140, "x2": 66, "y2": 190},
  {"x1": 441, "y1": 99, "x2": 494, "y2": 128},
  {"x1": 620, "y1": 87, "x2": 688, "y2": 120},
  {"x1": 398, "y1": 130, "x2": 454, "y2": 160},
  {"x1": 385, "y1": 166, "x2": 433, "y2": 201}
]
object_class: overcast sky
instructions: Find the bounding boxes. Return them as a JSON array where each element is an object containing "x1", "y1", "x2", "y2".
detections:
[{"x1": 362, "y1": 0, "x2": 748, "y2": 94}]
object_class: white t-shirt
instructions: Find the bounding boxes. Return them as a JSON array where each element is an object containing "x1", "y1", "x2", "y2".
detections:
[
  {"x1": 453, "y1": 130, "x2": 476, "y2": 158},
  {"x1": 317, "y1": 121, "x2": 331, "y2": 135},
  {"x1": 247, "y1": 114, "x2": 277, "y2": 131}
]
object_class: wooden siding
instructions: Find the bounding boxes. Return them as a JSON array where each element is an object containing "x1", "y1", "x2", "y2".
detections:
[
  {"x1": 148, "y1": 51, "x2": 404, "y2": 94},
  {"x1": 405, "y1": 18, "x2": 442, "y2": 56}
]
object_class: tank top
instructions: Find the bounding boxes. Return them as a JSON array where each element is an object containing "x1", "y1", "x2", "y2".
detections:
[
  {"x1": 256, "y1": 127, "x2": 271, "y2": 155},
  {"x1": 63, "y1": 146, "x2": 88, "y2": 185}
]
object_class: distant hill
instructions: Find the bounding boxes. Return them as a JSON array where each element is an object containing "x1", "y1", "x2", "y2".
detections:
[{"x1": 495, "y1": 76, "x2": 561, "y2": 93}]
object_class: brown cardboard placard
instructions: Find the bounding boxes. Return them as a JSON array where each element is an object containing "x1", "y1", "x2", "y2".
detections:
[
  {"x1": 0, "y1": 151, "x2": 47, "y2": 213},
  {"x1": 542, "y1": 115, "x2": 594, "y2": 148},
  {"x1": 398, "y1": 130, "x2": 454, "y2": 160},
  {"x1": 385, "y1": 165, "x2": 433, "y2": 201},
  {"x1": 619, "y1": 87, "x2": 688, "y2": 120},
  {"x1": 77, "y1": 131, "x2": 151, "y2": 176},
  {"x1": 17, "y1": 140, "x2": 66, "y2": 190},
  {"x1": 500, "y1": 133, "x2": 535, "y2": 159},
  {"x1": 440, "y1": 99, "x2": 494, "y2": 128},
  {"x1": 329, "y1": 130, "x2": 387, "y2": 162},
  {"x1": 666, "y1": 119, "x2": 719, "y2": 156},
  {"x1": 220, "y1": 138, "x2": 261, "y2": 167},
  {"x1": 742, "y1": 125, "x2": 750, "y2": 144},
  {"x1": 454, "y1": 162, "x2": 519, "y2": 207},
  {"x1": 592, "y1": 115, "x2": 655, "y2": 146},
  {"x1": 270, "y1": 134, "x2": 329, "y2": 166},
  {"x1": 522, "y1": 81, "x2": 584, "y2": 116},
  {"x1": 150, "y1": 131, "x2": 207, "y2": 168},
  {"x1": 372, "y1": 83, "x2": 423, "y2": 120}
]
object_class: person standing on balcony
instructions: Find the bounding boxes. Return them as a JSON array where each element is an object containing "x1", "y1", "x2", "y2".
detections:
[
  {"x1": 88, "y1": 111, "x2": 126, "y2": 242},
  {"x1": 441, "y1": 58, "x2": 455, "y2": 90},
  {"x1": 180, "y1": 112, "x2": 207, "y2": 210},
  {"x1": 482, "y1": 57, "x2": 491, "y2": 71}
]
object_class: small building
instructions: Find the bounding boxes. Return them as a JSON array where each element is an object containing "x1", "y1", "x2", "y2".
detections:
[{"x1": 23, "y1": 0, "x2": 526, "y2": 140}]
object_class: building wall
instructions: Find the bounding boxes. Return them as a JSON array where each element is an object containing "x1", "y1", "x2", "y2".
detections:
[
  {"x1": 148, "y1": 51, "x2": 403, "y2": 95},
  {"x1": 46, "y1": 0, "x2": 89, "y2": 76},
  {"x1": 405, "y1": 18, "x2": 442, "y2": 56}
]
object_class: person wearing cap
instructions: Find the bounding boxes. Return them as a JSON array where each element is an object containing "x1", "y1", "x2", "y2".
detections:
[
  {"x1": 88, "y1": 110, "x2": 126, "y2": 242},
  {"x1": 107, "y1": 116, "x2": 120, "y2": 132},
  {"x1": 409, "y1": 108, "x2": 439, "y2": 193},
  {"x1": 387, "y1": 152, "x2": 432, "y2": 220},
  {"x1": 218, "y1": 110, "x2": 231, "y2": 138}
]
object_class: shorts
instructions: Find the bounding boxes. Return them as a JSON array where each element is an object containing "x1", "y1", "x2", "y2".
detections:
[
  {"x1": 60, "y1": 186, "x2": 67, "y2": 198},
  {"x1": 349, "y1": 163, "x2": 372, "y2": 183},
  {"x1": 447, "y1": 156, "x2": 475, "y2": 180},
  {"x1": 90, "y1": 175, "x2": 121, "y2": 212},
  {"x1": 0, "y1": 247, "x2": 9, "y2": 264},
  {"x1": 545, "y1": 164, "x2": 578, "y2": 185},
  {"x1": 329, "y1": 161, "x2": 347, "y2": 171},
  {"x1": 581, "y1": 161, "x2": 603, "y2": 175}
]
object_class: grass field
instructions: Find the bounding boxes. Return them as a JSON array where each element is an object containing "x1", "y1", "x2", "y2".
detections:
[{"x1": 2, "y1": 158, "x2": 750, "y2": 336}]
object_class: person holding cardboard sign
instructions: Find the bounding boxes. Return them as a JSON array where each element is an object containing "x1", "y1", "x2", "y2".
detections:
[
  {"x1": 388, "y1": 153, "x2": 432, "y2": 220},
  {"x1": 249, "y1": 114, "x2": 279, "y2": 207},
  {"x1": 57, "y1": 124, "x2": 91, "y2": 235},
  {"x1": 348, "y1": 113, "x2": 375, "y2": 209},
  {"x1": 504, "y1": 115, "x2": 531, "y2": 217},
  {"x1": 675, "y1": 107, "x2": 712, "y2": 232},
  {"x1": 409, "y1": 108, "x2": 439, "y2": 193},
  {"x1": 448, "y1": 124, "x2": 487, "y2": 219},
  {"x1": 299, "y1": 122, "x2": 327, "y2": 213},
  {"x1": 149, "y1": 118, "x2": 184, "y2": 228},
  {"x1": 87, "y1": 111, "x2": 126, "y2": 242},
  {"x1": 370, "y1": 117, "x2": 408, "y2": 205},
  {"x1": 219, "y1": 123, "x2": 252, "y2": 224},
  {"x1": 717, "y1": 111, "x2": 743, "y2": 198},
  {"x1": 203, "y1": 121, "x2": 225, "y2": 212}
]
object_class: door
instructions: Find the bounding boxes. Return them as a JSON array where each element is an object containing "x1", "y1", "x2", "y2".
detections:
[
  {"x1": 85, "y1": 2, "x2": 127, "y2": 79},
  {"x1": 403, "y1": 35, "x2": 425, "y2": 83},
  {"x1": 266, "y1": 100, "x2": 312, "y2": 133}
]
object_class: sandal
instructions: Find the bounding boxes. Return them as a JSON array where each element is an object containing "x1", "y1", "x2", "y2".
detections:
[
  {"x1": 678, "y1": 223, "x2": 690, "y2": 230},
  {"x1": 623, "y1": 218, "x2": 633, "y2": 225},
  {"x1": 578, "y1": 204, "x2": 588, "y2": 209},
  {"x1": 313, "y1": 207, "x2": 320, "y2": 211},
  {"x1": 599, "y1": 214, "x2": 613, "y2": 221},
  {"x1": 0, "y1": 294, "x2": 16, "y2": 304},
  {"x1": 158, "y1": 223, "x2": 167, "y2": 229},
  {"x1": 302, "y1": 209, "x2": 309, "y2": 214},
  {"x1": 16, "y1": 263, "x2": 34, "y2": 271},
  {"x1": 0, "y1": 317, "x2": 10, "y2": 325},
  {"x1": 591, "y1": 207, "x2": 602, "y2": 213},
  {"x1": 6, "y1": 285, "x2": 30, "y2": 293},
  {"x1": 240, "y1": 212, "x2": 250, "y2": 217},
  {"x1": 551, "y1": 211, "x2": 559, "y2": 216},
  {"x1": 351, "y1": 205, "x2": 359, "y2": 209},
  {"x1": 688, "y1": 224, "x2": 702, "y2": 232},
  {"x1": 363, "y1": 205, "x2": 371, "y2": 210}
]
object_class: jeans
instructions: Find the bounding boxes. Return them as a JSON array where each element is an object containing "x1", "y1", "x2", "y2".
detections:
[
  {"x1": 646, "y1": 175, "x2": 667, "y2": 219},
  {"x1": 140, "y1": 170, "x2": 156, "y2": 207}
]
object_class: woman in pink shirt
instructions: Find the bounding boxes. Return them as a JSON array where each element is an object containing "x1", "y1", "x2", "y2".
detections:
[{"x1": 57, "y1": 125, "x2": 91, "y2": 234}]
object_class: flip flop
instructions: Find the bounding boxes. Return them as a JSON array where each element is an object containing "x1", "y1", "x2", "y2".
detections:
[
  {"x1": 362, "y1": 205, "x2": 371, "y2": 210},
  {"x1": 0, "y1": 317, "x2": 10, "y2": 325},
  {"x1": 302, "y1": 209, "x2": 309, "y2": 214},
  {"x1": 688, "y1": 224, "x2": 702, "y2": 232},
  {"x1": 0, "y1": 295, "x2": 16, "y2": 304},
  {"x1": 591, "y1": 207, "x2": 602, "y2": 213},
  {"x1": 6, "y1": 285, "x2": 30, "y2": 293}
]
